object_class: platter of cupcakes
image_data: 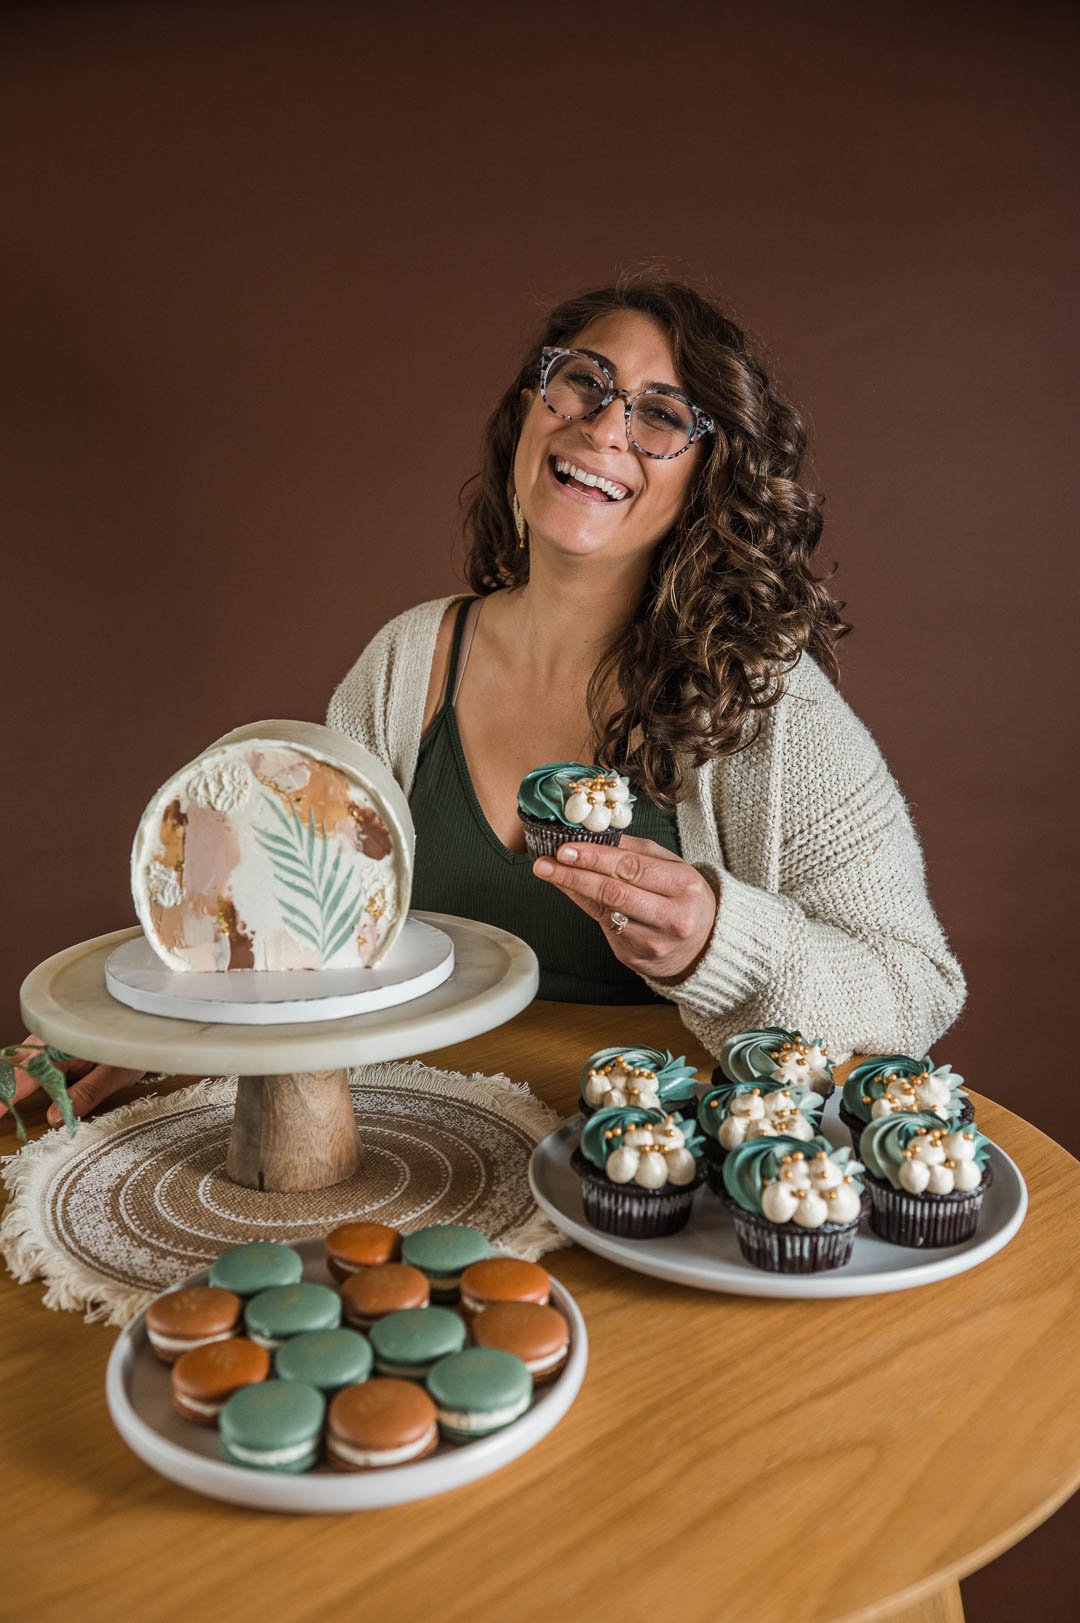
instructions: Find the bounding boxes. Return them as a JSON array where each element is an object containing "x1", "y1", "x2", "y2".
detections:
[
  {"x1": 106, "y1": 1224, "x2": 586, "y2": 1511},
  {"x1": 529, "y1": 1030, "x2": 1027, "y2": 1298}
]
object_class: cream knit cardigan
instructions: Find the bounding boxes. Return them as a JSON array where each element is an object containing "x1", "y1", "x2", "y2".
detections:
[{"x1": 327, "y1": 595, "x2": 965, "y2": 1061}]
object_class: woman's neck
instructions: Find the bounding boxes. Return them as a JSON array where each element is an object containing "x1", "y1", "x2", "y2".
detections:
[{"x1": 494, "y1": 546, "x2": 651, "y2": 685}]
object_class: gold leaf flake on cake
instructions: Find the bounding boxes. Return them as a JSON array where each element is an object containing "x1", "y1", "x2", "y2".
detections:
[{"x1": 364, "y1": 886, "x2": 387, "y2": 924}]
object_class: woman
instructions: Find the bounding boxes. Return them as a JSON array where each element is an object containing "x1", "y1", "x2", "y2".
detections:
[
  {"x1": 328, "y1": 275, "x2": 964, "y2": 1056},
  {"x1": 2, "y1": 275, "x2": 963, "y2": 1128}
]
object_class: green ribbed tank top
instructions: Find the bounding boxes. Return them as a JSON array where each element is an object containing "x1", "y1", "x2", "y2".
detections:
[{"x1": 409, "y1": 597, "x2": 682, "y2": 1004}]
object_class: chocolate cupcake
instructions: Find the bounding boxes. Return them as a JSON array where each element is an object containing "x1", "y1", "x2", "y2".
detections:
[
  {"x1": 579, "y1": 1045, "x2": 699, "y2": 1117},
  {"x1": 721, "y1": 1136, "x2": 864, "y2": 1273},
  {"x1": 839, "y1": 1056, "x2": 973, "y2": 1156},
  {"x1": 714, "y1": 1026, "x2": 835, "y2": 1103},
  {"x1": 571, "y1": 1106, "x2": 704, "y2": 1238},
  {"x1": 859, "y1": 1112, "x2": 992, "y2": 1247},
  {"x1": 697, "y1": 1079, "x2": 824, "y2": 1195},
  {"x1": 517, "y1": 762, "x2": 634, "y2": 859}
]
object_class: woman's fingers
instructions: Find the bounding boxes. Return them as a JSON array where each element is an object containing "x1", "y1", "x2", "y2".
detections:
[
  {"x1": 610, "y1": 833, "x2": 683, "y2": 864},
  {"x1": 532, "y1": 852, "x2": 670, "y2": 927},
  {"x1": 46, "y1": 1065, "x2": 144, "y2": 1126}
]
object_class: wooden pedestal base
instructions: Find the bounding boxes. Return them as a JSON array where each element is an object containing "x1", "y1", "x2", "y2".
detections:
[{"x1": 224, "y1": 1069, "x2": 362, "y2": 1192}]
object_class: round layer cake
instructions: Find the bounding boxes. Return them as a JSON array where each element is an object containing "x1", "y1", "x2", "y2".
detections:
[{"x1": 131, "y1": 720, "x2": 414, "y2": 972}]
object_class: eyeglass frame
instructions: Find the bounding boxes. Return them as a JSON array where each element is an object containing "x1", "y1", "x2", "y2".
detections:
[{"x1": 537, "y1": 345, "x2": 716, "y2": 460}]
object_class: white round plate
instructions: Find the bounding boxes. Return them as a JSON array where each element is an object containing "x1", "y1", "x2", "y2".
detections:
[
  {"x1": 529, "y1": 1098, "x2": 1028, "y2": 1300},
  {"x1": 106, "y1": 1239, "x2": 586, "y2": 1512},
  {"x1": 104, "y1": 916, "x2": 455, "y2": 1025}
]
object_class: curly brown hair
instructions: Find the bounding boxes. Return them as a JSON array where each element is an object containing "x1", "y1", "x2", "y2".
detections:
[{"x1": 460, "y1": 273, "x2": 849, "y2": 805}]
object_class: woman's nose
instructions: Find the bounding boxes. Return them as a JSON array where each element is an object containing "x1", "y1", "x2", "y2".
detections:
[{"x1": 582, "y1": 396, "x2": 629, "y2": 451}]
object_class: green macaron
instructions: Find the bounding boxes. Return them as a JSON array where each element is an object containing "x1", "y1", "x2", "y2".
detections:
[
  {"x1": 219, "y1": 1380, "x2": 325, "y2": 1473},
  {"x1": 369, "y1": 1307, "x2": 467, "y2": 1378},
  {"x1": 244, "y1": 1282, "x2": 342, "y2": 1350},
  {"x1": 274, "y1": 1327, "x2": 373, "y2": 1394},
  {"x1": 400, "y1": 1225, "x2": 493, "y2": 1299},
  {"x1": 208, "y1": 1242, "x2": 303, "y2": 1296},
  {"x1": 426, "y1": 1348, "x2": 532, "y2": 1441}
]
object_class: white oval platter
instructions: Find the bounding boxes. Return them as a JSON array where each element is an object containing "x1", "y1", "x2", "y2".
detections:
[
  {"x1": 106, "y1": 1238, "x2": 586, "y2": 1512},
  {"x1": 529, "y1": 1098, "x2": 1027, "y2": 1300},
  {"x1": 104, "y1": 916, "x2": 454, "y2": 1025}
]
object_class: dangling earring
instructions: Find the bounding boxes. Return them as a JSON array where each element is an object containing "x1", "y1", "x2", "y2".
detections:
[{"x1": 512, "y1": 492, "x2": 527, "y2": 550}]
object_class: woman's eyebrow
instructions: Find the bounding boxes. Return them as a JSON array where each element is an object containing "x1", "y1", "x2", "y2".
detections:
[{"x1": 580, "y1": 347, "x2": 682, "y2": 393}]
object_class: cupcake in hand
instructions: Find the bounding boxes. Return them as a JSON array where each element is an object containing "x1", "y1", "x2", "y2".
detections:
[
  {"x1": 579, "y1": 1045, "x2": 699, "y2": 1117},
  {"x1": 721, "y1": 1136, "x2": 864, "y2": 1273},
  {"x1": 697, "y1": 1079, "x2": 824, "y2": 1194},
  {"x1": 570, "y1": 1106, "x2": 704, "y2": 1238},
  {"x1": 859, "y1": 1111, "x2": 992, "y2": 1248},
  {"x1": 839, "y1": 1055, "x2": 972, "y2": 1156},
  {"x1": 517, "y1": 762, "x2": 634, "y2": 859},
  {"x1": 716, "y1": 1026, "x2": 835, "y2": 1101}
]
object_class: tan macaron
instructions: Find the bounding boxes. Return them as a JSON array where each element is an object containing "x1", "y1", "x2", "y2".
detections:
[
  {"x1": 145, "y1": 1286, "x2": 242, "y2": 1364},
  {"x1": 340, "y1": 1263, "x2": 430, "y2": 1329},
  {"x1": 326, "y1": 1380, "x2": 439, "y2": 1470},
  {"x1": 458, "y1": 1257, "x2": 551, "y2": 1321},
  {"x1": 325, "y1": 1221, "x2": 403, "y2": 1282}
]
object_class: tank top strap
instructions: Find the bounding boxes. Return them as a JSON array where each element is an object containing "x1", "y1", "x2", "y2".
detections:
[{"x1": 432, "y1": 596, "x2": 477, "y2": 724}]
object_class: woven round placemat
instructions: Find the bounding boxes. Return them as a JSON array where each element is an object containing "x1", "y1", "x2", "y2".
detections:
[{"x1": 0, "y1": 1062, "x2": 568, "y2": 1326}]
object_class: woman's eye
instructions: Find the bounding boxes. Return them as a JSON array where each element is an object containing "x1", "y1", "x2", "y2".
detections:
[{"x1": 568, "y1": 369, "x2": 605, "y2": 395}]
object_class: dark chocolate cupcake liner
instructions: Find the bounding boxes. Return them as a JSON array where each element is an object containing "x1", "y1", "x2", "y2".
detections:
[
  {"x1": 518, "y1": 811, "x2": 623, "y2": 860},
  {"x1": 570, "y1": 1146, "x2": 700, "y2": 1238},
  {"x1": 700, "y1": 1134, "x2": 728, "y2": 1196},
  {"x1": 721, "y1": 1195, "x2": 859, "y2": 1273},
  {"x1": 864, "y1": 1163, "x2": 992, "y2": 1248}
]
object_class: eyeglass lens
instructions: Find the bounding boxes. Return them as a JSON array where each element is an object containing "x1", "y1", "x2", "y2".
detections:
[{"x1": 543, "y1": 352, "x2": 696, "y2": 456}]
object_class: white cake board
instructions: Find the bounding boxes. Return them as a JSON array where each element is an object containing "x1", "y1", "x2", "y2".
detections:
[
  {"x1": 19, "y1": 913, "x2": 539, "y2": 1076},
  {"x1": 103, "y1": 916, "x2": 454, "y2": 1025}
]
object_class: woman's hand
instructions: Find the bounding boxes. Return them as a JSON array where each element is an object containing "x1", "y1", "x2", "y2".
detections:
[
  {"x1": 532, "y1": 834, "x2": 718, "y2": 982},
  {"x1": 0, "y1": 1034, "x2": 145, "y2": 1129}
]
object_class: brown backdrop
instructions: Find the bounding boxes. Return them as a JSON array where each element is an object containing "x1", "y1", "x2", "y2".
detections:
[{"x1": 2, "y1": 4, "x2": 1077, "y2": 1614}]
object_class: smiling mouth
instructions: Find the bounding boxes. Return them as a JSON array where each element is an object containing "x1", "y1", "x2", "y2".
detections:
[{"x1": 550, "y1": 456, "x2": 630, "y2": 502}]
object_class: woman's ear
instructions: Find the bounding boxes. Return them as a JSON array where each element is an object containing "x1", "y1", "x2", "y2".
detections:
[{"x1": 520, "y1": 386, "x2": 534, "y2": 409}]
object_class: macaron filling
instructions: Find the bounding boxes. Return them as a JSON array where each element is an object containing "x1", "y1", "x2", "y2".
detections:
[
  {"x1": 224, "y1": 1438, "x2": 320, "y2": 1469},
  {"x1": 434, "y1": 1394, "x2": 530, "y2": 1433},
  {"x1": 147, "y1": 1327, "x2": 235, "y2": 1356},
  {"x1": 327, "y1": 1427, "x2": 438, "y2": 1468},
  {"x1": 373, "y1": 1355, "x2": 445, "y2": 1379}
]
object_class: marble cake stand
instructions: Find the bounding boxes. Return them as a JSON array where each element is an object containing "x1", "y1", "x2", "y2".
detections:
[{"x1": 18, "y1": 912, "x2": 539, "y2": 1194}]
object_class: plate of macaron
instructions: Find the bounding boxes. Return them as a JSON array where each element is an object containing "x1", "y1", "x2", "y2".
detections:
[
  {"x1": 106, "y1": 1223, "x2": 586, "y2": 1512},
  {"x1": 529, "y1": 1029, "x2": 1028, "y2": 1299}
]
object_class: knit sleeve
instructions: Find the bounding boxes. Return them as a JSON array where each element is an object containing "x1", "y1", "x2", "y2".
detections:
[{"x1": 644, "y1": 662, "x2": 966, "y2": 1061}]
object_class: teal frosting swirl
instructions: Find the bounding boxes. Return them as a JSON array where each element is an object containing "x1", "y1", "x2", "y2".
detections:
[
  {"x1": 721, "y1": 1134, "x2": 864, "y2": 1214},
  {"x1": 517, "y1": 762, "x2": 635, "y2": 826},
  {"x1": 579, "y1": 1105, "x2": 704, "y2": 1171},
  {"x1": 841, "y1": 1055, "x2": 967, "y2": 1125},
  {"x1": 859, "y1": 1111, "x2": 990, "y2": 1189},
  {"x1": 718, "y1": 1027, "x2": 832, "y2": 1086},
  {"x1": 697, "y1": 1079, "x2": 824, "y2": 1141},
  {"x1": 580, "y1": 1046, "x2": 699, "y2": 1106}
]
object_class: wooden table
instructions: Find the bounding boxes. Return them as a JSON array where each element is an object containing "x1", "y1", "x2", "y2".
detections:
[{"x1": 3, "y1": 1001, "x2": 1079, "y2": 1623}]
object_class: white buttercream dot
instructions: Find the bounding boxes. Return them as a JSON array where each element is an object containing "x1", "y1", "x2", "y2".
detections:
[
  {"x1": 665, "y1": 1149, "x2": 697, "y2": 1186},
  {"x1": 762, "y1": 1182, "x2": 798, "y2": 1224},
  {"x1": 943, "y1": 1132, "x2": 976, "y2": 1162},
  {"x1": 829, "y1": 1184, "x2": 862, "y2": 1223},
  {"x1": 584, "y1": 1077, "x2": 611, "y2": 1106},
  {"x1": 952, "y1": 1158, "x2": 983, "y2": 1191},
  {"x1": 606, "y1": 1147, "x2": 640, "y2": 1184},
  {"x1": 583, "y1": 803, "x2": 612, "y2": 832},
  {"x1": 792, "y1": 1191, "x2": 830, "y2": 1229},
  {"x1": 899, "y1": 1158, "x2": 931, "y2": 1194},
  {"x1": 926, "y1": 1163, "x2": 956, "y2": 1195},
  {"x1": 910, "y1": 1140, "x2": 946, "y2": 1166},
  {"x1": 607, "y1": 780, "x2": 631, "y2": 803},
  {"x1": 633, "y1": 1151, "x2": 669, "y2": 1189},
  {"x1": 718, "y1": 1117, "x2": 747, "y2": 1150},
  {"x1": 563, "y1": 792, "x2": 590, "y2": 824},
  {"x1": 731, "y1": 1093, "x2": 765, "y2": 1120},
  {"x1": 609, "y1": 802, "x2": 633, "y2": 829},
  {"x1": 810, "y1": 1160, "x2": 842, "y2": 1189}
]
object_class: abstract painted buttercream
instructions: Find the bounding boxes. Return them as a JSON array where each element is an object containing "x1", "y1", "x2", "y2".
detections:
[{"x1": 132, "y1": 721, "x2": 414, "y2": 971}]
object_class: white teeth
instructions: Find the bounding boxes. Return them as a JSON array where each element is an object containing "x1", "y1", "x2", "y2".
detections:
[{"x1": 554, "y1": 458, "x2": 629, "y2": 501}]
